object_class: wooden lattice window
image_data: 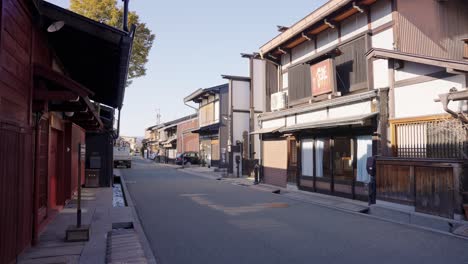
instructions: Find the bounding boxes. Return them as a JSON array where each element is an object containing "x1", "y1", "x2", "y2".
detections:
[{"x1": 391, "y1": 116, "x2": 467, "y2": 159}]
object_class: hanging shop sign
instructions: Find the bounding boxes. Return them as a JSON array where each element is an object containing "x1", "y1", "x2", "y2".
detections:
[{"x1": 310, "y1": 58, "x2": 334, "y2": 96}]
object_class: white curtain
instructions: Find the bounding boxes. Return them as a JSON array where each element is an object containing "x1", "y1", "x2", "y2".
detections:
[
  {"x1": 301, "y1": 139, "x2": 314, "y2": 176},
  {"x1": 315, "y1": 139, "x2": 324, "y2": 177},
  {"x1": 357, "y1": 136, "x2": 372, "y2": 183}
]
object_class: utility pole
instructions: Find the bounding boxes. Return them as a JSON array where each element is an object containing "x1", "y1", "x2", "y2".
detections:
[{"x1": 155, "y1": 108, "x2": 161, "y2": 125}]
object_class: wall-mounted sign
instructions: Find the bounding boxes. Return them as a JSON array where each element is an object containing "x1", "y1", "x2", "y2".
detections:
[
  {"x1": 310, "y1": 59, "x2": 334, "y2": 96},
  {"x1": 79, "y1": 144, "x2": 86, "y2": 160}
]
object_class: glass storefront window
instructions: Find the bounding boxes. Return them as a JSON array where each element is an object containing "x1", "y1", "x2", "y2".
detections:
[
  {"x1": 333, "y1": 137, "x2": 354, "y2": 182},
  {"x1": 315, "y1": 138, "x2": 331, "y2": 178}
]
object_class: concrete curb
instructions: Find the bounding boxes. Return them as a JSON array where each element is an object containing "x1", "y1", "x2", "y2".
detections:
[
  {"x1": 117, "y1": 170, "x2": 158, "y2": 264},
  {"x1": 175, "y1": 167, "x2": 468, "y2": 241}
]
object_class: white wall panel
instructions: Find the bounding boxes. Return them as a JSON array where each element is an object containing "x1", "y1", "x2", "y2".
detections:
[
  {"x1": 232, "y1": 80, "x2": 250, "y2": 110},
  {"x1": 371, "y1": 28, "x2": 394, "y2": 49},
  {"x1": 233, "y1": 112, "x2": 250, "y2": 143},
  {"x1": 371, "y1": 0, "x2": 392, "y2": 29},
  {"x1": 262, "y1": 118, "x2": 285, "y2": 129},
  {"x1": 286, "y1": 116, "x2": 296, "y2": 126},
  {"x1": 373, "y1": 59, "x2": 389, "y2": 89},
  {"x1": 297, "y1": 110, "x2": 327, "y2": 124},
  {"x1": 328, "y1": 101, "x2": 372, "y2": 118},
  {"x1": 253, "y1": 59, "x2": 266, "y2": 112},
  {"x1": 395, "y1": 62, "x2": 442, "y2": 82},
  {"x1": 341, "y1": 11, "x2": 368, "y2": 42},
  {"x1": 282, "y1": 72, "x2": 289, "y2": 89},
  {"x1": 295, "y1": 101, "x2": 372, "y2": 125},
  {"x1": 394, "y1": 75, "x2": 466, "y2": 118}
]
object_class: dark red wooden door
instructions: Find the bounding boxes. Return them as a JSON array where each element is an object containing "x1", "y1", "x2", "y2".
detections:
[
  {"x1": 49, "y1": 129, "x2": 59, "y2": 209},
  {"x1": 38, "y1": 119, "x2": 49, "y2": 222}
]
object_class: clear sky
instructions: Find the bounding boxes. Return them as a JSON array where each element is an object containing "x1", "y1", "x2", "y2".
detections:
[{"x1": 47, "y1": 0, "x2": 327, "y2": 136}]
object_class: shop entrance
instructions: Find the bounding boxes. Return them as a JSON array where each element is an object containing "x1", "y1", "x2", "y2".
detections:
[{"x1": 299, "y1": 135, "x2": 372, "y2": 200}]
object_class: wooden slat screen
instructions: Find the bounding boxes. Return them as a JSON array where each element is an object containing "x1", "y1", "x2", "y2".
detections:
[
  {"x1": 392, "y1": 118, "x2": 467, "y2": 159},
  {"x1": 265, "y1": 62, "x2": 279, "y2": 112},
  {"x1": 288, "y1": 64, "x2": 311, "y2": 103},
  {"x1": 335, "y1": 35, "x2": 367, "y2": 93}
]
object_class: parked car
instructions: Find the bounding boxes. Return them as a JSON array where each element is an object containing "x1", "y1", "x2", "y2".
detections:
[{"x1": 175, "y1": 151, "x2": 200, "y2": 165}]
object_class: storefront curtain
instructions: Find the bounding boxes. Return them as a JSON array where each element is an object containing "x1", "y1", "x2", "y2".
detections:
[
  {"x1": 357, "y1": 135, "x2": 372, "y2": 183},
  {"x1": 315, "y1": 139, "x2": 325, "y2": 177},
  {"x1": 301, "y1": 139, "x2": 314, "y2": 176}
]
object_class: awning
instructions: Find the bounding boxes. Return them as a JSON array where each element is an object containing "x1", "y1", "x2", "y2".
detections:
[
  {"x1": 37, "y1": 0, "x2": 135, "y2": 109},
  {"x1": 367, "y1": 48, "x2": 468, "y2": 73},
  {"x1": 191, "y1": 123, "x2": 220, "y2": 134},
  {"x1": 33, "y1": 64, "x2": 103, "y2": 131},
  {"x1": 279, "y1": 112, "x2": 378, "y2": 133},
  {"x1": 162, "y1": 137, "x2": 177, "y2": 145},
  {"x1": 250, "y1": 126, "x2": 284, "y2": 135}
]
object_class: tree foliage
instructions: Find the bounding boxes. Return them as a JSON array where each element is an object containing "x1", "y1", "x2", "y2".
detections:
[{"x1": 70, "y1": 0, "x2": 155, "y2": 86}]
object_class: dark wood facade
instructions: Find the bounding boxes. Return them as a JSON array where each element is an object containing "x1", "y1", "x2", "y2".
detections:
[
  {"x1": 0, "y1": 1, "x2": 133, "y2": 262},
  {"x1": 395, "y1": 0, "x2": 468, "y2": 62},
  {"x1": 376, "y1": 158, "x2": 465, "y2": 218},
  {"x1": 0, "y1": 1, "x2": 37, "y2": 262}
]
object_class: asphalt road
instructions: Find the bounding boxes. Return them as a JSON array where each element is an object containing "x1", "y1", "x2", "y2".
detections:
[{"x1": 123, "y1": 158, "x2": 468, "y2": 264}]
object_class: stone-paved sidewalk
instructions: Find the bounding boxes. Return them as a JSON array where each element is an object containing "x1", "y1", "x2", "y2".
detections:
[
  {"x1": 18, "y1": 188, "x2": 112, "y2": 264},
  {"x1": 18, "y1": 177, "x2": 156, "y2": 264}
]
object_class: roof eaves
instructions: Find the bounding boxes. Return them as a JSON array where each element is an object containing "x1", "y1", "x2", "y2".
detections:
[{"x1": 259, "y1": 0, "x2": 352, "y2": 55}]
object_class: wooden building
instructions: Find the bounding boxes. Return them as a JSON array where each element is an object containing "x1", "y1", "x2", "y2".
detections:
[
  {"x1": 185, "y1": 77, "x2": 252, "y2": 174},
  {"x1": 253, "y1": 0, "x2": 468, "y2": 219},
  {"x1": 0, "y1": 0, "x2": 134, "y2": 262},
  {"x1": 176, "y1": 114, "x2": 199, "y2": 154}
]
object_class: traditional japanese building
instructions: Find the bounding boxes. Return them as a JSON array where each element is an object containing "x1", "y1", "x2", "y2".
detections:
[
  {"x1": 0, "y1": 0, "x2": 134, "y2": 262},
  {"x1": 185, "y1": 77, "x2": 252, "y2": 174},
  {"x1": 253, "y1": 0, "x2": 468, "y2": 219}
]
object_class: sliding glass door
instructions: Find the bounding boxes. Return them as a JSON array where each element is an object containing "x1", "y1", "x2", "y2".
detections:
[
  {"x1": 315, "y1": 138, "x2": 332, "y2": 193},
  {"x1": 299, "y1": 135, "x2": 373, "y2": 200}
]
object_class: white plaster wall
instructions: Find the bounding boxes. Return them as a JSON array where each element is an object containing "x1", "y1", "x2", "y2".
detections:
[
  {"x1": 253, "y1": 59, "x2": 266, "y2": 112},
  {"x1": 232, "y1": 80, "x2": 250, "y2": 110},
  {"x1": 341, "y1": 11, "x2": 368, "y2": 42},
  {"x1": 291, "y1": 40, "x2": 315, "y2": 65},
  {"x1": 297, "y1": 110, "x2": 328, "y2": 124},
  {"x1": 262, "y1": 118, "x2": 286, "y2": 129},
  {"x1": 296, "y1": 101, "x2": 371, "y2": 124},
  {"x1": 371, "y1": 28, "x2": 394, "y2": 49},
  {"x1": 371, "y1": 0, "x2": 392, "y2": 29},
  {"x1": 395, "y1": 62, "x2": 442, "y2": 82},
  {"x1": 233, "y1": 112, "x2": 250, "y2": 143},
  {"x1": 329, "y1": 101, "x2": 372, "y2": 118},
  {"x1": 317, "y1": 27, "x2": 339, "y2": 53},
  {"x1": 394, "y1": 75, "x2": 467, "y2": 118},
  {"x1": 373, "y1": 59, "x2": 389, "y2": 89},
  {"x1": 253, "y1": 114, "x2": 261, "y2": 159},
  {"x1": 282, "y1": 72, "x2": 289, "y2": 89},
  {"x1": 286, "y1": 116, "x2": 296, "y2": 126}
]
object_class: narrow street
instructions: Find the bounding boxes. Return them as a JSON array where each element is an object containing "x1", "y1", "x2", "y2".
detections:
[{"x1": 123, "y1": 158, "x2": 468, "y2": 264}]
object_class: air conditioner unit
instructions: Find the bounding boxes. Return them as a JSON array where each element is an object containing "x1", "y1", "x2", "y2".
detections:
[{"x1": 271, "y1": 91, "x2": 287, "y2": 111}]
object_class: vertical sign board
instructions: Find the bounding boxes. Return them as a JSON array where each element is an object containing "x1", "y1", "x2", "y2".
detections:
[
  {"x1": 80, "y1": 144, "x2": 86, "y2": 161},
  {"x1": 310, "y1": 59, "x2": 335, "y2": 96}
]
